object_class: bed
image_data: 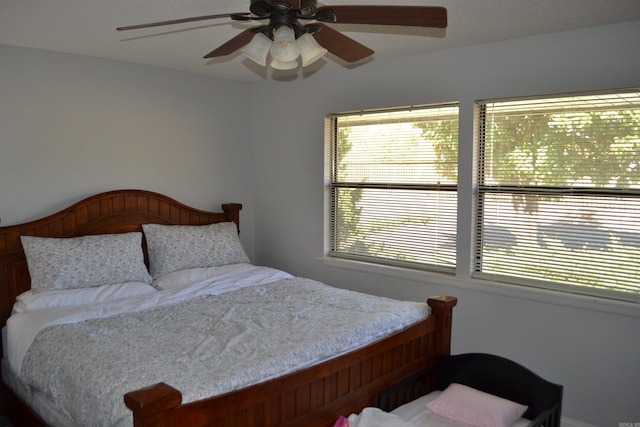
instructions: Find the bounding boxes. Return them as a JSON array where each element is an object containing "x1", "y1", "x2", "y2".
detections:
[
  {"x1": 0, "y1": 189, "x2": 457, "y2": 427},
  {"x1": 343, "y1": 353, "x2": 563, "y2": 427}
]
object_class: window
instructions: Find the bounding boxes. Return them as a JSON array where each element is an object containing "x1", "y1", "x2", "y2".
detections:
[
  {"x1": 475, "y1": 89, "x2": 640, "y2": 302},
  {"x1": 327, "y1": 89, "x2": 640, "y2": 304},
  {"x1": 328, "y1": 104, "x2": 459, "y2": 272}
]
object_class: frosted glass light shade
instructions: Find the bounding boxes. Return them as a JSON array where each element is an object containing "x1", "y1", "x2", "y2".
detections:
[
  {"x1": 270, "y1": 59, "x2": 299, "y2": 70},
  {"x1": 297, "y1": 33, "x2": 327, "y2": 67},
  {"x1": 241, "y1": 33, "x2": 272, "y2": 66},
  {"x1": 270, "y1": 26, "x2": 300, "y2": 63}
]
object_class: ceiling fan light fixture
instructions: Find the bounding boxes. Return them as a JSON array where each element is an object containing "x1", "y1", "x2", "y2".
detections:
[
  {"x1": 241, "y1": 32, "x2": 272, "y2": 66},
  {"x1": 270, "y1": 58, "x2": 299, "y2": 70},
  {"x1": 297, "y1": 33, "x2": 328, "y2": 67},
  {"x1": 270, "y1": 25, "x2": 300, "y2": 63}
]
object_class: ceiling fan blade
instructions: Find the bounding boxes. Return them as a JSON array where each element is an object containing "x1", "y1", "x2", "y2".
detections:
[
  {"x1": 117, "y1": 13, "x2": 246, "y2": 31},
  {"x1": 316, "y1": 6, "x2": 447, "y2": 28},
  {"x1": 312, "y1": 23, "x2": 374, "y2": 63},
  {"x1": 203, "y1": 28, "x2": 257, "y2": 58}
]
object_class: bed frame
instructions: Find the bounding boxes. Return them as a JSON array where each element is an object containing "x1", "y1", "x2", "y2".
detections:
[{"x1": 0, "y1": 189, "x2": 457, "y2": 427}]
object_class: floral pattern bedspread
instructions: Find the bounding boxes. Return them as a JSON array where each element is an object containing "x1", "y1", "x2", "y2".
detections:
[{"x1": 20, "y1": 277, "x2": 430, "y2": 427}]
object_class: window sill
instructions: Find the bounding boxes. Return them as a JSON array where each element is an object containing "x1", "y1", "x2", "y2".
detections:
[{"x1": 320, "y1": 256, "x2": 640, "y2": 318}]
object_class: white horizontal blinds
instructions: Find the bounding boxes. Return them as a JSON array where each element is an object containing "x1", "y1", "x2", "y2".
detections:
[
  {"x1": 330, "y1": 104, "x2": 459, "y2": 271},
  {"x1": 475, "y1": 89, "x2": 640, "y2": 302}
]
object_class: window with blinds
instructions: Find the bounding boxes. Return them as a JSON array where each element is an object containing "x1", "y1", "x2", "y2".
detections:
[
  {"x1": 328, "y1": 103, "x2": 459, "y2": 272},
  {"x1": 475, "y1": 89, "x2": 640, "y2": 301}
]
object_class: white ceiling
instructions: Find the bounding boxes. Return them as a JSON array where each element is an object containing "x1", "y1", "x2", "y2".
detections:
[{"x1": 2, "y1": 0, "x2": 640, "y2": 82}]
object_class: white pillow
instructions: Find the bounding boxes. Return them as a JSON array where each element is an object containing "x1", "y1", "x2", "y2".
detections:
[
  {"x1": 13, "y1": 282, "x2": 157, "y2": 313},
  {"x1": 143, "y1": 222, "x2": 250, "y2": 279},
  {"x1": 21, "y1": 233, "x2": 152, "y2": 292},
  {"x1": 426, "y1": 383, "x2": 528, "y2": 427}
]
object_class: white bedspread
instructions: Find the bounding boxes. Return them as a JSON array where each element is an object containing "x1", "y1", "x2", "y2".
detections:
[
  {"x1": 7, "y1": 264, "x2": 430, "y2": 427},
  {"x1": 7, "y1": 263, "x2": 291, "y2": 374}
]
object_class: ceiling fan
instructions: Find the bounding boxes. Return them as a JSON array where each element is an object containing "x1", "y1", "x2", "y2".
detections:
[{"x1": 117, "y1": 0, "x2": 447, "y2": 70}]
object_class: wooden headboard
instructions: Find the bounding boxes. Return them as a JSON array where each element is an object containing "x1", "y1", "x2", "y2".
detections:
[{"x1": 0, "y1": 190, "x2": 242, "y2": 329}]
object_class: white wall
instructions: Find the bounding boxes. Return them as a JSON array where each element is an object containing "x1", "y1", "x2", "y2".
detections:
[
  {"x1": 251, "y1": 21, "x2": 640, "y2": 426},
  {"x1": 0, "y1": 44, "x2": 257, "y2": 256}
]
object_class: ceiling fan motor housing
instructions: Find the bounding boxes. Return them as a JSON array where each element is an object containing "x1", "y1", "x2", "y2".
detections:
[
  {"x1": 250, "y1": 1, "x2": 274, "y2": 16},
  {"x1": 250, "y1": 0, "x2": 318, "y2": 16}
]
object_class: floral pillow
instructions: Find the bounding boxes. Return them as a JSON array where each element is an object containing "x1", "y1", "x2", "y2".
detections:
[
  {"x1": 142, "y1": 222, "x2": 250, "y2": 279},
  {"x1": 21, "y1": 233, "x2": 152, "y2": 292}
]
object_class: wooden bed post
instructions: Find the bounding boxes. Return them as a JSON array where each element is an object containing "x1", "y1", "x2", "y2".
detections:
[
  {"x1": 427, "y1": 296, "x2": 457, "y2": 355},
  {"x1": 222, "y1": 203, "x2": 242, "y2": 231},
  {"x1": 124, "y1": 383, "x2": 181, "y2": 427}
]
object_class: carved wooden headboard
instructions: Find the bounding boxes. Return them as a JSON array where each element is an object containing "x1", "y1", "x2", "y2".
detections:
[{"x1": 0, "y1": 190, "x2": 242, "y2": 329}]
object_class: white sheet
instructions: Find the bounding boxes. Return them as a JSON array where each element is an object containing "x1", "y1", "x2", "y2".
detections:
[
  {"x1": 13, "y1": 281, "x2": 157, "y2": 313},
  {"x1": 6, "y1": 263, "x2": 292, "y2": 375}
]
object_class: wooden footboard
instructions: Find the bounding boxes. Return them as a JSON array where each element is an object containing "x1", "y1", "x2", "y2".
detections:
[{"x1": 125, "y1": 296, "x2": 456, "y2": 427}]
